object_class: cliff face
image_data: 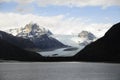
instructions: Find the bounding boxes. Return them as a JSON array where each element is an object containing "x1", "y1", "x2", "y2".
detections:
[{"x1": 74, "y1": 22, "x2": 120, "y2": 62}]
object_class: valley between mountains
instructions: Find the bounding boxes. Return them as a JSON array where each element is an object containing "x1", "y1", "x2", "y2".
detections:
[{"x1": 0, "y1": 22, "x2": 120, "y2": 63}]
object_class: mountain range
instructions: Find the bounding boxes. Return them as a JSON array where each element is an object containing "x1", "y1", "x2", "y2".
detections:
[
  {"x1": 0, "y1": 22, "x2": 120, "y2": 62},
  {"x1": 6, "y1": 23, "x2": 67, "y2": 51}
]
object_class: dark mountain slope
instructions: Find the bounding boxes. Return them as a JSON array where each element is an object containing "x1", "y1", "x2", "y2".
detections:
[
  {"x1": 0, "y1": 39, "x2": 42, "y2": 61},
  {"x1": 74, "y1": 22, "x2": 120, "y2": 62},
  {"x1": 0, "y1": 31, "x2": 36, "y2": 51}
]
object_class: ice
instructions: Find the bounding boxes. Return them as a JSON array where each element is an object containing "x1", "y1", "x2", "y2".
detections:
[{"x1": 37, "y1": 46, "x2": 84, "y2": 57}]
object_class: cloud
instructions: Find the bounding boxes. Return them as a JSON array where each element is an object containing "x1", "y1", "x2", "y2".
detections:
[
  {"x1": 36, "y1": 0, "x2": 120, "y2": 8},
  {"x1": 15, "y1": 4, "x2": 34, "y2": 13},
  {"x1": 1, "y1": 0, "x2": 119, "y2": 14},
  {"x1": 14, "y1": 0, "x2": 34, "y2": 4},
  {"x1": 0, "y1": 0, "x2": 120, "y2": 8},
  {"x1": 0, "y1": 0, "x2": 34, "y2": 4},
  {"x1": 0, "y1": 12, "x2": 112, "y2": 37},
  {"x1": 0, "y1": 12, "x2": 64, "y2": 29},
  {"x1": 0, "y1": 0, "x2": 35, "y2": 13}
]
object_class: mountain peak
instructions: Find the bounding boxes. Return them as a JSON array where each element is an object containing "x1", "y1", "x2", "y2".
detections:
[
  {"x1": 78, "y1": 31, "x2": 96, "y2": 40},
  {"x1": 24, "y1": 23, "x2": 40, "y2": 32},
  {"x1": 5, "y1": 23, "x2": 66, "y2": 51},
  {"x1": 7, "y1": 23, "x2": 53, "y2": 38}
]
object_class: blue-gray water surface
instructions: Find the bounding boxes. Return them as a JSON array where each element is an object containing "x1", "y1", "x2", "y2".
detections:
[{"x1": 0, "y1": 62, "x2": 120, "y2": 80}]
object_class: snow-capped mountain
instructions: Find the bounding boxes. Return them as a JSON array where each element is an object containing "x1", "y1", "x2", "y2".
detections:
[
  {"x1": 7, "y1": 23, "x2": 53, "y2": 37},
  {"x1": 6, "y1": 23, "x2": 66, "y2": 51},
  {"x1": 17, "y1": 23, "x2": 53, "y2": 38},
  {"x1": 78, "y1": 31, "x2": 96, "y2": 40},
  {"x1": 77, "y1": 31, "x2": 96, "y2": 46}
]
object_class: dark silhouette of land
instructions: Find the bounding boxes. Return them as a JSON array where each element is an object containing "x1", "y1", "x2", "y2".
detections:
[
  {"x1": 74, "y1": 22, "x2": 120, "y2": 63},
  {"x1": 0, "y1": 38, "x2": 43, "y2": 61}
]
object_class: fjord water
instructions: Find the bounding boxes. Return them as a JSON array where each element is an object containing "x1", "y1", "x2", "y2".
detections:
[{"x1": 0, "y1": 62, "x2": 120, "y2": 80}]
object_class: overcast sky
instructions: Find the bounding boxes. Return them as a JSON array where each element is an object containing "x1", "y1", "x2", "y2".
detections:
[{"x1": 0, "y1": 0, "x2": 120, "y2": 37}]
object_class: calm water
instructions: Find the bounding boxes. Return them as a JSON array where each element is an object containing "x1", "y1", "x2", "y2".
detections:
[{"x1": 0, "y1": 62, "x2": 120, "y2": 80}]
